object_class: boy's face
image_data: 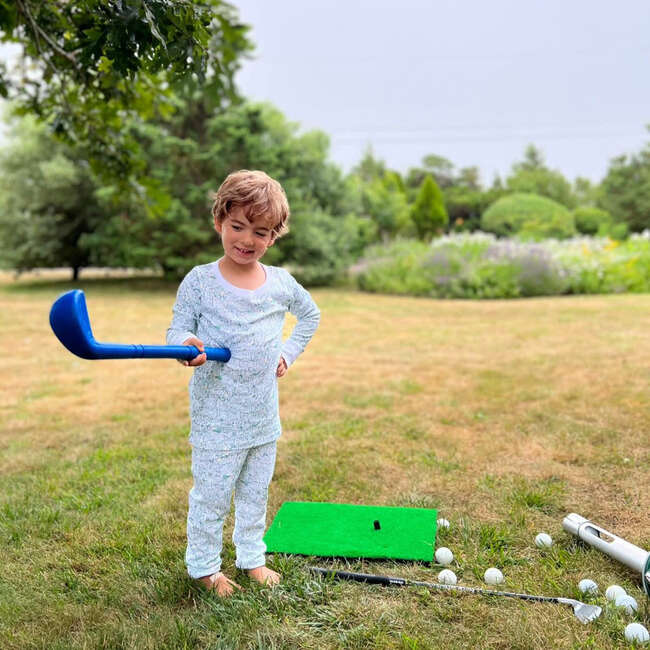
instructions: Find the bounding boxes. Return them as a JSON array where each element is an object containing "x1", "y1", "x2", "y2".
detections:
[{"x1": 214, "y1": 205, "x2": 276, "y2": 266}]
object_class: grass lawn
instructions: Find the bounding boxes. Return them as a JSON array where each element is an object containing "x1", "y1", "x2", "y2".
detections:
[{"x1": 1, "y1": 271, "x2": 648, "y2": 649}]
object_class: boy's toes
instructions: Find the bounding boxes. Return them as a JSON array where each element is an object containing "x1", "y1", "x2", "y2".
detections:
[
  {"x1": 197, "y1": 572, "x2": 242, "y2": 597},
  {"x1": 216, "y1": 574, "x2": 243, "y2": 596},
  {"x1": 248, "y1": 566, "x2": 281, "y2": 586}
]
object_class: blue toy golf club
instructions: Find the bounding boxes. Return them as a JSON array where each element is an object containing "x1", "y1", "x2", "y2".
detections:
[{"x1": 49, "y1": 289, "x2": 230, "y2": 362}]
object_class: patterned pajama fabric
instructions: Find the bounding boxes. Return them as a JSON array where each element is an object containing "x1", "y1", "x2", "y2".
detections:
[
  {"x1": 167, "y1": 259, "x2": 319, "y2": 576},
  {"x1": 185, "y1": 441, "x2": 277, "y2": 578},
  {"x1": 167, "y1": 259, "x2": 320, "y2": 450}
]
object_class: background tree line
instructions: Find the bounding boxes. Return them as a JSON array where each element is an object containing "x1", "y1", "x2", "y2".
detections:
[{"x1": 0, "y1": 1, "x2": 649, "y2": 285}]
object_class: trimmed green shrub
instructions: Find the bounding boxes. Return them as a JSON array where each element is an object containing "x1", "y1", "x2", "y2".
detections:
[
  {"x1": 410, "y1": 175, "x2": 448, "y2": 239},
  {"x1": 481, "y1": 193, "x2": 575, "y2": 240},
  {"x1": 572, "y1": 206, "x2": 612, "y2": 235},
  {"x1": 608, "y1": 222, "x2": 629, "y2": 240}
]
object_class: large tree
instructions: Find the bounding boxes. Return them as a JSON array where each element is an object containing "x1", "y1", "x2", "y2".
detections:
[
  {"x1": 348, "y1": 153, "x2": 413, "y2": 242},
  {"x1": 351, "y1": 145, "x2": 387, "y2": 184},
  {"x1": 599, "y1": 135, "x2": 650, "y2": 233},
  {"x1": 506, "y1": 144, "x2": 576, "y2": 208},
  {"x1": 90, "y1": 102, "x2": 359, "y2": 284},
  {"x1": 405, "y1": 154, "x2": 455, "y2": 199},
  {"x1": 0, "y1": 95, "x2": 360, "y2": 284},
  {"x1": 0, "y1": 0, "x2": 252, "y2": 181},
  {"x1": 360, "y1": 175, "x2": 410, "y2": 241},
  {"x1": 0, "y1": 115, "x2": 103, "y2": 279}
]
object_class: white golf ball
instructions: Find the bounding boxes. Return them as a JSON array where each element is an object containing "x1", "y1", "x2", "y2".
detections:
[
  {"x1": 437, "y1": 569, "x2": 457, "y2": 585},
  {"x1": 484, "y1": 567, "x2": 504, "y2": 585},
  {"x1": 535, "y1": 532, "x2": 553, "y2": 548},
  {"x1": 615, "y1": 594, "x2": 638, "y2": 615},
  {"x1": 624, "y1": 623, "x2": 650, "y2": 644},
  {"x1": 434, "y1": 546, "x2": 454, "y2": 566},
  {"x1": 437, "y1": 518, "x2": 450, "y2": 529},
  {"x1": 578, "y1": 579, "x2": 598, "y2": 595},
  {"x1": 605, "y1": 584, "x2": 626, "y2": 602}
]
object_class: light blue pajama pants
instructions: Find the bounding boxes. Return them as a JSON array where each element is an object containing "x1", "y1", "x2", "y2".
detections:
[{"x1": 185, "y1": 440, "x2": 277, "y2": 579}]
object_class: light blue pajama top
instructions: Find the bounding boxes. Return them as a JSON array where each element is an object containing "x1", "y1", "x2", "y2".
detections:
[{"x1": 166, "y1": 260, "x2": 320, "y2": 451}]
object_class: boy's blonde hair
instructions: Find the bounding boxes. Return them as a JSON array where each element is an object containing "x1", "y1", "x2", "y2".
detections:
[{"x1": 211, "y1": 170, "x2": 290, "y2": 238}]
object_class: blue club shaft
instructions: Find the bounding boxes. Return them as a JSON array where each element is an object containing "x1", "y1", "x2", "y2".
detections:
[{"x1": 49, "y1": 290, "x2": 231, "y2": 362}]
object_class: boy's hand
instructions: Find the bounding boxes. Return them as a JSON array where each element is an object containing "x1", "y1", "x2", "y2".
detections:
[
  {"x1": 181, "y1": 337, "x2": 207, "y2": 367},
  {"x1": 276, "y1": 357, "x2": 288, "y2": 378}
]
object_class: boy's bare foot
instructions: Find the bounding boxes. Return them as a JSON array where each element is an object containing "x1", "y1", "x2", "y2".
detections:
[
  {"x1": 196, "y1": 572, "x2": 242, "y2": 597},
  {"x1": 247, "y1": 565, "x2": 281, "y2": 587}
]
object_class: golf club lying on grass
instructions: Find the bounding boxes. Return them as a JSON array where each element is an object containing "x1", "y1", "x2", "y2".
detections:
[
  {"x1": 309, "y1": 567, "x2": 602, "y2": 624},
  {"x1": 50, "y1": 289, "x2": 231, "y2": 362}
]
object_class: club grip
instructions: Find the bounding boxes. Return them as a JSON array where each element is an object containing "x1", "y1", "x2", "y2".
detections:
[
  {"x1": 309, "y1": 567, "x2": 407, "y2": 586},
  {"x1": 187, "y1": 346, "x2": 231, "y2": 362}
]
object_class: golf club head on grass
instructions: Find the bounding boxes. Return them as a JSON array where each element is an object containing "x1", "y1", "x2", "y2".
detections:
[
  {"x1": 310, "y1": 568, "x2": 602, "y2": 624},
  {"x1": 49, "y1": 289, "x2": 230, "y2": 362}
]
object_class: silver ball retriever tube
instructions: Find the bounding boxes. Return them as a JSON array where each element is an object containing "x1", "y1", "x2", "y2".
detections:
[{"x1": 563, "y1": 513, "x2": 650, "y2": 597}]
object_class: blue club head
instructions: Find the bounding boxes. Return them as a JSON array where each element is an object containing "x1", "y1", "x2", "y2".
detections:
[
  {"x1": 49, "y1": 289, "x2": 230, "y2": 362},
  {"x1": 49, "y1": 290, "x2": 99, "y2": 359}
]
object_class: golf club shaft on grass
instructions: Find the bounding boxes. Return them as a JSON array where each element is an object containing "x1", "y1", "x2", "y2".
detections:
[
  {"x1": 309, "y1": 567, "x2": 602, "y2": 624},
  {"x1": 310, "y1": 567, "x2": 563, "y2": 604}
]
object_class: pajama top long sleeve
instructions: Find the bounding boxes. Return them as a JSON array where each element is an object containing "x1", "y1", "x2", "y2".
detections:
[{"x1": 167, "y1": 260, "x2": 320, "y2": 450}]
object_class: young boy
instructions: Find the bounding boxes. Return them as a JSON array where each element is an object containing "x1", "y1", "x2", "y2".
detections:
[{"x1": 166, "y1": 170, "x2": 320, "y2": 596}]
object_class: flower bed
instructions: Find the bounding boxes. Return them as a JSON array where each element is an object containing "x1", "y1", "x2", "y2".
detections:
[{"x1": 357, "y1": 232, "x2": 650, "y2": 298}]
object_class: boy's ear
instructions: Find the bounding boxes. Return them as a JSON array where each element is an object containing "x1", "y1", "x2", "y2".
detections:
[{"x1": 214, "y1": 218, "x2": 222, "y2": 235}]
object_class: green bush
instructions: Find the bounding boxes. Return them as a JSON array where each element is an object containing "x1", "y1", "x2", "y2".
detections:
[
  {"x1": 481, "y1": 193, "x2": 575, "y2": 240},
  {"x1": 410, "y1": 175, "x2": 448, "y2": 239},
  {"x1": 607, "y1": 221, "x2": 629, "y2": 240},
  {"x1": 550, "y1": 235, "x2": 650, "y2": 294},
  {"x1": 599, "y1": 145, "x2": 650, "y2": 233},
  {"x1": 572, "y1": 206, "x2": 612, "y2": 235},
  {"x1": 357, "y1": 239, "x2": 431, "y2": 295},
  {"x1": 357, "y1": 254, "x2": 431, "y2": 296},
  {"x1": 280, "y1": 210, "x2": 355, "y2": 286}
]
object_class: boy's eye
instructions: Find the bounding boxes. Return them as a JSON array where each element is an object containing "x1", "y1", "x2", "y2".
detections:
[
  {"x1": 256, "y1": 232, "x2": 267, "y2": 237},
  {"x1": 232, "y1": 225, "x2": 242, "y2": 231}
]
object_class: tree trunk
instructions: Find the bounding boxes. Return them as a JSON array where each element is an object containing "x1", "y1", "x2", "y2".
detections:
[{"x1": 72, "y1": 266, "x2": 80, "y2": 281}]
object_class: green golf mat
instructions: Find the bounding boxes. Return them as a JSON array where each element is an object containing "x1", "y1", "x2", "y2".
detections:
[{"x1": 264, "y1": 501, "x2": 437, "y2": 561}]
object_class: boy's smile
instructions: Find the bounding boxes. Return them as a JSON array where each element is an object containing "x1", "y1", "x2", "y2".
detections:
[{"x1": 215, "y1": 206, "x2": 276, "y2": 267}]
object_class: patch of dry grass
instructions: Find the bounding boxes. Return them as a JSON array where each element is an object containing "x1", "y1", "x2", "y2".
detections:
[{"x1": 1, "y1": 271, "x2": 648, "y2": 649}]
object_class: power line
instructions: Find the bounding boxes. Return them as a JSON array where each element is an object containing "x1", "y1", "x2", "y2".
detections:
[{"x1": 330, "y1": 126, "x2": 648, "y2": 145}]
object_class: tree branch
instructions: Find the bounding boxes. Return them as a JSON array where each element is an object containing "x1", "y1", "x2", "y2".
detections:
[{"x1": 16, "y1": 0, "x2": 77, "y2": 64}]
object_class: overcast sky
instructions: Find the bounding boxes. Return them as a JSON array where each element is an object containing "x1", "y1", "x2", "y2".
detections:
[
  {"x1": 232, "y1": 0, "x2": 650, "y2": 184},
  {"x1": 1, "y1": 1, "x2": 648, "y2": 185}
]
